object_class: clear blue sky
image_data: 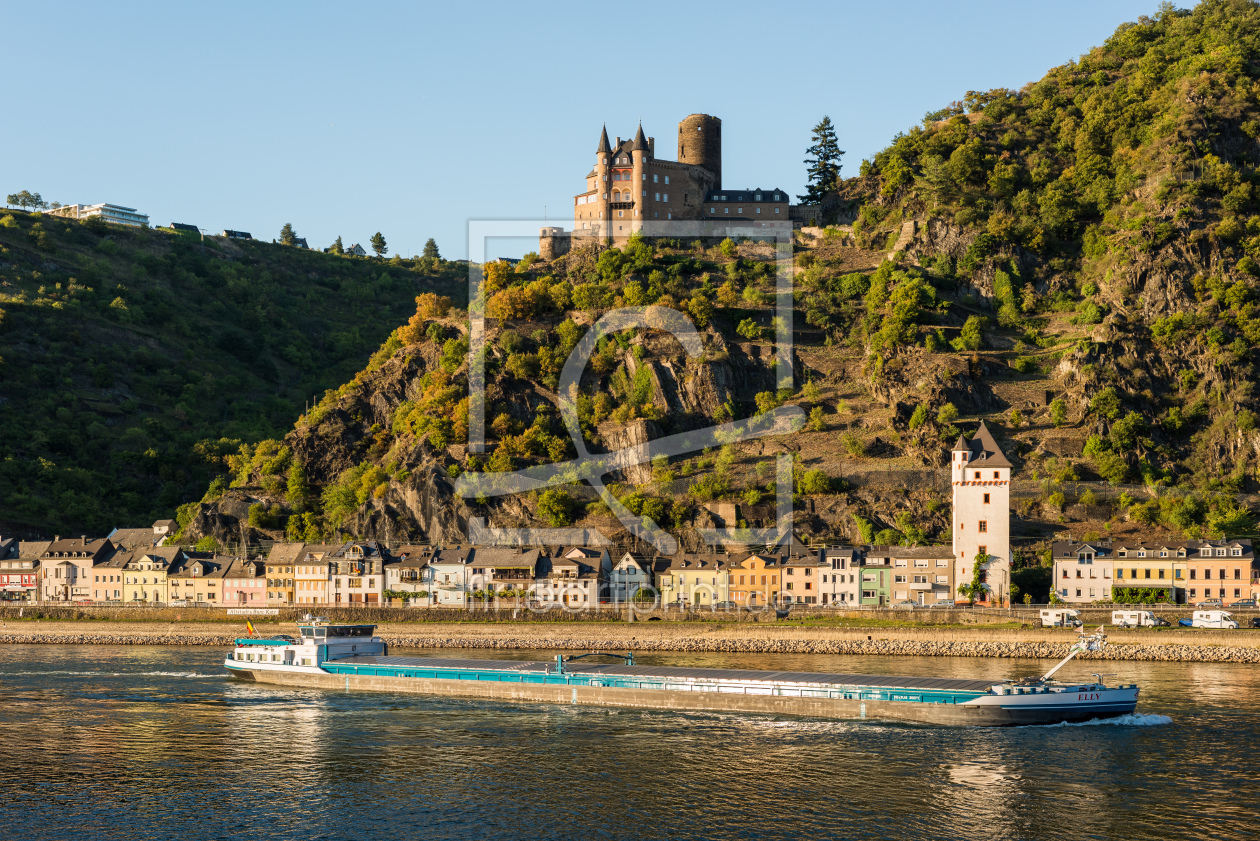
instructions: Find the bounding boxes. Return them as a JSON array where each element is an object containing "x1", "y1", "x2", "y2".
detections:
[{"x1": 3, "y1": 0, "x2": 1161, "y2": 259}]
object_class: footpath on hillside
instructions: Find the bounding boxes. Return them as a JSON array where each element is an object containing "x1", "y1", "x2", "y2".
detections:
[{"x1": 2, "y1": 620, "x2": 1260, "y2": 663}]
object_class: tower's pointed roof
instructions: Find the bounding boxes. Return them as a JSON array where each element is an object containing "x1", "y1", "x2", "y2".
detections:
[
  {"x1": 951, "y1": 434, "x2": 970, "y2": 452},
  {"x1": 633, "y1": 122, "x2": 648, "y2": 151},
  {"x1": 598, "y1": 124, "x2": 611, "y2": 154},
  {"x1": 964, "y1": 421, "x2": 1011, "y2": 467}
]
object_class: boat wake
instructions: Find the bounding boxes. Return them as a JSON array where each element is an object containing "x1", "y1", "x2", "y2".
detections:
[
  {"x1": 1044, "y1": 713, "x2": 1173, "y2": 728},
  {"x1": 3, "y1": 670, "x2": 223, "y2": 679}
]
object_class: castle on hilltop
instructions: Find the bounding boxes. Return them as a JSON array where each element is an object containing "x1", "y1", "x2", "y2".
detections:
[{"x1": 540, "y1": 114, "x2": 817, "y2": 256}]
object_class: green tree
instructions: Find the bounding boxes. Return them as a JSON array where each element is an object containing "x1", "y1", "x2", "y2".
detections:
[
  {"x1": 286, "y1": 460, "x2": 314, "y2": 511},
  {"x1": 908, "y1": 404, "x2": 929, "y2": 430},
  {"x1": 329, "y1": 235, "x2": 344, "y2": 254},
  {"x1": 280, "y1": 223, "x2": 297, "y2": 246},
  {"x1": 799, "y1": 116, "x2": 845, "y2": 204},
  {"x1": 951, "y1": 316, "x2": 988, "y2": 351},
  {"x1": 422, "y1": 238, "x2": 440, "y2": 260},
  {"x1": 538, "y1": 489, "x2": 575, "y2": 526},
  {"x1": 957, "y1": 552, "x2": 987, "y2": 604},
  {"x1": 370, "y1": 231, "x2": 388, "y2": 257},
  {"x1": 1050, "y1": 398, "x2": 1067, "y2": 427},
  {"x1": 687, "y1": 294, "x2": 713, "y2": 328},
  {"x1": 6, "y1": 191, "x2": 43, "y2": 212},
  {"x1": 736, "y1": 318, "x2": 762, "y2": 340}
]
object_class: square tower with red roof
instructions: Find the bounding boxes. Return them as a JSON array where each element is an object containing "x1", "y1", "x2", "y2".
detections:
[{"x1": 951, "y1": 422, "x2": 1012, "y2": 606}]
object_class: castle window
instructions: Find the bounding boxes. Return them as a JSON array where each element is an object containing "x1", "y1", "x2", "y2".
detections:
[
  {"x1": 775, "y1": 194, "x2": 781, "y2": 200},
  {"x1": 756, "y1": 208, "x2": 761, "y2": 214},
  {"x1": 983, "y1": 493, "x2": 990, "y2": 503},
  {"x1": 643, "y1": 174, "x2": 647, "y2": 181},
  {"x1": 738, "y1": 208, "x2": 742, "y2": 213},
  {"x1": 993, "y1": 471, "x2": 999, "y2": 479},
  {"x1": 663, "y1": 194, "x2": 668, "y2": 202},
  {"x1": 653, "y1": 174, "x2": 658, "y2": 183},
  {"x1": 655, "y1": 193, "x2": 660, "y2": 201},
  {"x1": 756, "y1": 194, "x2": 761, "y2": 200},
  {"x1": 664, "y1": 176, "x2": 670, "y2": 184},
  {"x1": 978, "y1": 521, "x2": 987, "y2": 533},
  {"x1": 618, "y1": 211, "x2": 623, "y2": 217},
  {"x1": 775, "y1": 208, "x2": 780, "y2": 213},
  {"x1": 973, "y1": 471, "x2": 980, "y2": 479},
  {"x1": 709, "y1": 208, "x2": 715, "y2": 214},
  {"x1": 724, "y1": 208, "x2": 729, "y2": 214}
]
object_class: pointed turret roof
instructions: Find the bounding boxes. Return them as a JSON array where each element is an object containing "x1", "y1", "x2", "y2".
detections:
[
  {"x1": 633, "y1": 122, "x2": 648, "y2": 151},
  {"x1": 964, "y1": 421, "x2": 1012, "y2": 467},
  {"x1": 598, "y1": 124, "x2": 611, "y2": 154},
  {"x1": 951, "y1": 434, "x2": 970, "y2": 452}
]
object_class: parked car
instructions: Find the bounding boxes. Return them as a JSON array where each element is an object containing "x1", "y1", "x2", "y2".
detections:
[
  {"x1": 1178, "y1": 618, "x2": 1194, "y2": 628},
  {"x1": 713, "y1": 601, "x2": 736, "y2": 610},
  {"x1": 1250, "y1": 617, "x2": 1260, "y2": 628},
  {"x1": 1196, "y1": 598, "x2": 1225, "y2": 608},
  {"x1": 929, "y1": 602, "x2": 956, "y2": 609},
  {"x1": 1227, "y1": 599, "x2": 1258, "y2": 609},
  {"x1": 890, "y1": 600, "x2": 917, "y2": 610}
]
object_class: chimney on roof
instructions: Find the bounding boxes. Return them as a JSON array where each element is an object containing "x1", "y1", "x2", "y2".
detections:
[
  {"x1": 55, "y1": 535, "x2": 60, "y2": 542},
  {"x1": 82, "y1": 536, "x2": 87, "y2": 545}
]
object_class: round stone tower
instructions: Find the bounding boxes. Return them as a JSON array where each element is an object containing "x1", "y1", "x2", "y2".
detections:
[{"x1": 677, "y1": 114, "x2": 722, "y2": 188}]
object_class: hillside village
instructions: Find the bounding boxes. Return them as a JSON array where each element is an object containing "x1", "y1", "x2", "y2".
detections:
[{"x1": 4, "y1": 421, "x2": 1258, "y2": 609}]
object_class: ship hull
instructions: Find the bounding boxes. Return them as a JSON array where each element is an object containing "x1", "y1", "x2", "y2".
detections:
[{"x1": 224, "y1": 662, "x2": 1138, "y2": 727}]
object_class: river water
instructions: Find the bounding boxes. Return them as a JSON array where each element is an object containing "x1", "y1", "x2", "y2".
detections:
[{"x1": 0, "y1": 644, "x2": 1257, "y2": 841}]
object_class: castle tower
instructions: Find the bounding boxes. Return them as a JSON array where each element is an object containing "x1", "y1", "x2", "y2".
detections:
[
  {"x1": 677, "y1": 114, "x2": 721, "y2": 189},
  {"x1": 951, "y1": 422, "x2": 1011, "y2": 606},
  {"x1": 595, "y1": 124, "x2": 612, "y2": 242},
  {"x1": 631, "y1": 123, "x2": 649, "y2": 234}
]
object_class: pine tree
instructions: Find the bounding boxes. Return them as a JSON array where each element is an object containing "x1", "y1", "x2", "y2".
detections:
[
  {"x1": 370, "y1": 231, "x2": 387, "y2": 257},
  {"x1": 422, "y1": 238, "x2": 440, "y2": 260},
  {"x1": 280, "y1": 222, "x2": 296, "y2": 246},
  {"x1": 798, "y1": 116, "x2": 845, "y2": 204},
  {"x1": 329, "y1": 235, "x2": 344, "y2": 255}
]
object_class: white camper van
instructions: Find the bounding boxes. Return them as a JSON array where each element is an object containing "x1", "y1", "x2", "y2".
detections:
[
  {"x1": 1192, "y1": 610, "x2": 1238, "y2": 629},
  {"x1": 1111, "y1": 610, "x2": 1169, "y2": 628},
  {"x1": 1040, "y1": 608, "x2": 1082, "y2": 628}
]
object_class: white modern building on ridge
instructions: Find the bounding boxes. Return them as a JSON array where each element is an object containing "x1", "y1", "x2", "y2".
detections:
[{"x1": 46, "y1": 203, "x2": 149, "y2": 227}]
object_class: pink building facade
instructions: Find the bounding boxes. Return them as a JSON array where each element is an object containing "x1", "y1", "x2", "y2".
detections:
[{"x1": 221, "y1": 559, "x2": 267, "y2": 606}]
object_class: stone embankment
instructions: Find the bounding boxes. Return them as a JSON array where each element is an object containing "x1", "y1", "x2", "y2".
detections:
[{"x1": 3, "y1": 621, "x2": 1260, "y2": 663}]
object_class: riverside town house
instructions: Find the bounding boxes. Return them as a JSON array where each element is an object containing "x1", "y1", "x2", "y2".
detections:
[
  {"x1": 1, "y1": 536, "x2": 986, "y2": 608},
  {"x1": 1053, "y1": 538, "x2": 1257, "y2": 605}
]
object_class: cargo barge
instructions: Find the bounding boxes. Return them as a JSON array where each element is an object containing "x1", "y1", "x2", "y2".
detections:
[{"x1": 223, "y1": 618, "x2": 1140, "y2": 726}]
